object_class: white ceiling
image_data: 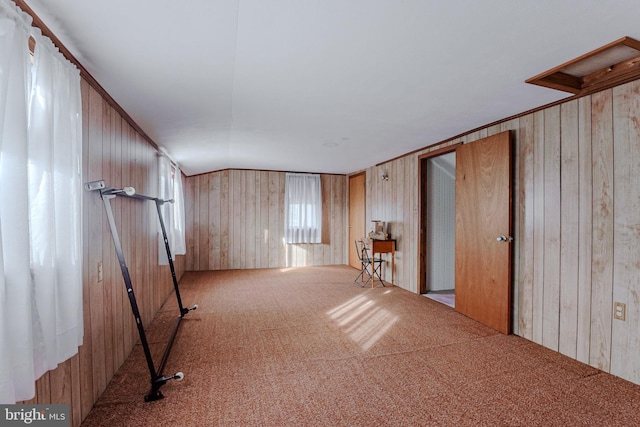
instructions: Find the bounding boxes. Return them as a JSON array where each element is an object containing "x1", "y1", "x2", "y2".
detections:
[{"x1": 22, "y1": 0, "x2": 640, "y2": 176}]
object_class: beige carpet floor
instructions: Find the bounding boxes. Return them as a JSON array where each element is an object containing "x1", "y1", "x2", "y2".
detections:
[{"x1": 81, "y1": 266, "x2": 640, "y2": 426}]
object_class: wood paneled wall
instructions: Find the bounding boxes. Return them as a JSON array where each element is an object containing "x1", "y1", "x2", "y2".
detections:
[
  {"x1": 185, "y1": 170, "x2": 347, "y2": 270},
  {"x1": 19, "y1": 80, "x2": 185, "y2": 427},
  {"x1": 366, "y1": 80, "x2": 640, "y2": 386}
]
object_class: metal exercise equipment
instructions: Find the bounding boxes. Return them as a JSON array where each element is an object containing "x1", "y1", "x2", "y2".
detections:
[{"x1": 85, "y1": 180, "x2": 197, "y2": 402}]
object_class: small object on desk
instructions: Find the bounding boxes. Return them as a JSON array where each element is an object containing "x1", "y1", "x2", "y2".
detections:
[{"x1": 369, "y1": 220, "x2": 387, "y2": 240}]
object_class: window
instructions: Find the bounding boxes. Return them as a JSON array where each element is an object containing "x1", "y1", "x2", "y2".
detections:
[
  {"x1": 284, "y1": 173, "x2": 322, "y2": 244},
  {"x1": 158, "y1": 154, "x2": 186, "y2": 264}
]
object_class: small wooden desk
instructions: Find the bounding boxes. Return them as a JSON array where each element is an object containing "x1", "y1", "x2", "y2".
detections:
[{"x1": 364, "y1": 238, "x2": 396, "y2": 285}]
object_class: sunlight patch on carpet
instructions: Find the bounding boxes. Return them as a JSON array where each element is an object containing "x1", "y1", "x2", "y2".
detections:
[{"x1": 326, "y1": 294, "x2": 398, "y2": 350}]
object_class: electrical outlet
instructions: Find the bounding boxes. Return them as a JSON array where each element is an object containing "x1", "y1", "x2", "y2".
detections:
[
  {"x1": 97, "y1": 261, "x2": 104, "y2": 282},
  {"x1": 614, "y1": 302, "x2": 626, "y2": 321}
]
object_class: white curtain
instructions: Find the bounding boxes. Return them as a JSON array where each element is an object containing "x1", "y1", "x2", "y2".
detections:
[
  {"x1": 172, "y1": 167, "x2": 186, "y2": 255},
  {"x1": 284, "y1": 173, "x2": 322, "y2": 244},
  {"x1": 0, "y1": 2, "x2": 83, "y2": 404},
  {"x1": 158, "y1": 155, "x2": 185, "y2": 264}
]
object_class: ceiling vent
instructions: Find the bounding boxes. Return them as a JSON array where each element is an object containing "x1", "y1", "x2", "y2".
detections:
[{"x1": 526, "y1": 36, "x2": 640, "y2": 96}]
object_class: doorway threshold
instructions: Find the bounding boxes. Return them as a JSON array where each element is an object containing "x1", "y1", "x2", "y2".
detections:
[{"x1": 424, "y1": 291, "x2": 455, "y2": 308}]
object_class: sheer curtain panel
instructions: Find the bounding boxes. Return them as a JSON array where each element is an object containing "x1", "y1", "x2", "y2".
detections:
[
  {"x1": 172, "y1": 167, "x2": 186, "y2": 255},
  {"x1": 284, "y1": 173, "x2": 322, "y2": 244},
  {"x1": 158, "y1": 154, "x2": 186, "y2": 264},
  {"x1": 0, "y1": 1, "x2": 83, "y2": 404}
]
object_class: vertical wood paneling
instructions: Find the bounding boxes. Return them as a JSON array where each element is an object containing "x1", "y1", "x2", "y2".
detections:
[
  {"x1": 402, "y1": 156, "x2": 412, "y2": 287},
  {"x1": 139, "y1": 133, "x2": 150, "y2": 324},
  {"x1": 184, "y1": 175, "x2": 196, "y2": 271},
  {"x1": 69, "y1": 355, "x2": 81, "y2": 427},
  {"x1": 333, "y1": 175, "x2": 345, "y2": 265},
  {"x1": 113, "y1": 114, "x2": 125, "y2": 369},
  {"x1": 259, "y1": 171, "x2": 270, "y2": 267},
  {"x1": 559, "y1": 100, "x2": 580, "y2": 358},
  {"x1": 88, "y1": 88, "x2": 106, "y2": 401},
  {"x1": 49, "y1": 359, "x2": 71, "y2": 406},
  {"x1": 267, "y1": 171, "x2": 279, "y2": 268},
  {"x1": 319, "y1": 175, "x2": 331, "y2": 266},
  {"x1": 126, "y1": 126, "x2": 137, "y2": 352},
  {"x1": 384, "y1": 163, "x2": 392, "y2": 239},
  {"x1": 101, "y1": 102, "x2": 114, "y2": 384},
  {"x1": 120, "y1": 126, "x2": 132, "y2": 361},
  {"x1": 78, "y1": 78, "x2": 93, "y2": 420},
  {"x1": 517, "y1": 114, "x2": 535, "y2": 340},
  {"x1": 190, "y1": 177, "x2": 199, "y2": 270},
  {"x1": 278, "y1": 173, "x2": 286, "y2": 267},
  {"x1": 543, "y1": 106, "x2": 561, "y2": 351},
  {"x1": 220, "y1": 170, "x2": 230, "y2": 270},
  {"x1": 197, "y1": 174, "x2": 210, "y2": 270},
  {"x1": 186, "y1": 170, "x2": 346, "y2": 270},
  {"x1": 403, "y1": 156, "x2": 412, "y2": 291},
  {"x1": 254, "y1": 172, "x2": 262, "y2": 267},
  {"x1": 532, "y1": 110, "x2": 545, "y2": 345},
  {"x1": 590, "y1": 89, "x2": 614, "y2": 371},
  {"x1": 146, "y1": 145, "x2": 157, "y2": 311},
  {"x1": 394, "y1": 158, "x2": 404, "y2": 286},
  {"x1": 611, "y1": 81, "x2": 640, "y2": 382},
  {"x1": 209, "y1": 173, "x2": 221, "y2": 270},
  {"x1": 576, "y1": 96, "x2": 593, "y2": 364},
  {"x1": 229, "y1": 170, "x2": 237, "y2": 268},
  {"x1": 230, "y1": 170, "x2": 241, "y2": 268},
  {"x1": 34, "y1": 374, "x2": 50, "y2": 404},
  {"x1": 246, "y1": 171, "x2": 256, "y2": 268}
]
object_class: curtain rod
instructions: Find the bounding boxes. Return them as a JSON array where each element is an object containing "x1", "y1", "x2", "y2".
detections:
[{"x1": 158, "y1": 147, "x2": 180, "y2": 169}]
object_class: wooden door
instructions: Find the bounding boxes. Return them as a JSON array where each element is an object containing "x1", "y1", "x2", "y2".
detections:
[
  {"x1": 348, "y1": 173, "x2": 366, "y2": 268},
  {"x1": 455, "y1": 131, "x2": 512, "y2": 334}
]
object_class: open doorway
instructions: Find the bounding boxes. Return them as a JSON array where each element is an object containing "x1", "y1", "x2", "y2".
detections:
[{"x1": 418, "y1": 146, "x2": 459, "y2": 308}]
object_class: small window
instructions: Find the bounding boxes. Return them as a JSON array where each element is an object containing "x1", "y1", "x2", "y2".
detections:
[{"x1": 284, "y1": 173, "x2": 322, "y2": 244}]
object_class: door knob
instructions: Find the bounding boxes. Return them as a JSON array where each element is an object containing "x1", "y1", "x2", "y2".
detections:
[{"x1": 496, "y1": 235, "x2": 513, "y2": 242}]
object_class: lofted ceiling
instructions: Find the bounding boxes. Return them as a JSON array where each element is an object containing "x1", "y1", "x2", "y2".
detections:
[{"x1": 21, "y1": 0, "x2": 640, "y2": 176}]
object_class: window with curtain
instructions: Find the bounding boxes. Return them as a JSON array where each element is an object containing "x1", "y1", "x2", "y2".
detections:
[
  {"x1": 0, "y1": 2, "x2": 83, "y2": 404},
  {"x1": 158, "y1": 154, "x2": 186, "y2": 264},
  {"x1": 284, "y1": 173, "x2": 322, "y2": 244}
]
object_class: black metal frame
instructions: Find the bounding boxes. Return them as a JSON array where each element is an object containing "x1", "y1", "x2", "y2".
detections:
[{"x1": 85, "y1": 180, "x2": 197, "y2": 401}]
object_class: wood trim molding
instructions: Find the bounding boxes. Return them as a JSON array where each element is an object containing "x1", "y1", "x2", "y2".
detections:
[
  {"x1": 188, "y1": 167, "x2": 347, "y2": 179},
  {"x1": 417, "y1": 143, "x2": 462, "y2": 161}
]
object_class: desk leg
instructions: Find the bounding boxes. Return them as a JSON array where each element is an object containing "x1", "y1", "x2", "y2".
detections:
[
  {"x1": 372, "y1": 250, "x2": 381, "y2": 288},
  {"x1": 391, "y1": 249, "x2": 394, "y2": 285},
  {"x1": 373, "y1": 250, "x2": 377, "y2": 288}
]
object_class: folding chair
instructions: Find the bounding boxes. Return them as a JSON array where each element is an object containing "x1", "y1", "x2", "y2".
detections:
[{"x1": 354, "y1": 239, "x2": 385, "y2": 287}]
